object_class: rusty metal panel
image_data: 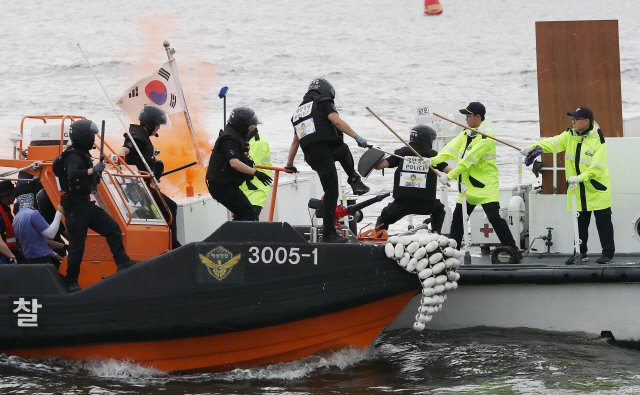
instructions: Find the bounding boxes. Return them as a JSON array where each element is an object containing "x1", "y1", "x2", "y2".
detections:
[{"x1": 535, "y1": 20, "x2": 622, "y2": 194}]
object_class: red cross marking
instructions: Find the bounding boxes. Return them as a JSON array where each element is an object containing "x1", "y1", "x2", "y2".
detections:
[{"x1": 480, "y1": 223, "x2": 494, "y2": 238}]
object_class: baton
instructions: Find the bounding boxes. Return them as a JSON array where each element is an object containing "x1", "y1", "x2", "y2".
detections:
[
  {"x1": 99, "y1": 120, "x2": 105, "y2": 162},
  {"x1": 162, "y1": 161, "x2": 197, "y2": 177}
]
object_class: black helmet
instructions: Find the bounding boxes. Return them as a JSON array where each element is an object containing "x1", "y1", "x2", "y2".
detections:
[
  {"x1": 69, "y1": 119, "x2": 99, "y2": 150},
  {"x1": 308, "y1": 78, "x2": 335, "y2": 99},
  {"x1": 139, "y1": 105, "x2": 169, "y2": 133},
  {"x1": 36, "y1": 188, "x2": 54, "y2": 215},
  {"x1": 228, "y1": 107, "x2": 260, "y2": 136},
  {"x1": 410, "y1": 125, "x2": 437, "y2": 148}
]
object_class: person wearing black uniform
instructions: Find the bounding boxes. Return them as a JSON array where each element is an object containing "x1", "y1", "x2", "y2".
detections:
[
  {"x1": 0, "y1": 180, "x2": 20, "y2": 264},
  {"x1": 59, "y1": 120, "x2": 136, "y2": 292},
  {"x1": 286, "y1": 78, "x2": 370, "y2": 243},
  {"x1": 206, "y1": 107, "x2": 272, "y2": 221},
  {"x1": 374, "y1": 125, "x2": 450, "y2": 232},
  {"x1": 117, "y1": 105, "x2": 180, "y2": 249}
]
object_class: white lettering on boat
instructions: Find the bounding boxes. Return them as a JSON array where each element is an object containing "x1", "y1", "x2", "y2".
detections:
[
  {"x1": 12, "y1": 298, "x2": 42, "y2": 327},
  {"x1": 248, "y1": 246, "x2": 318, "y2": 265}
]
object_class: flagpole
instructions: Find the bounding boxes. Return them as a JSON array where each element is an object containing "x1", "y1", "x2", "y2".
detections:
[
  {"x1": 76, "y1": 43, "x2": 161, "y2": 190},
  {"x1": 163, "y1": 41, "x2": 204, "y2": 167}
]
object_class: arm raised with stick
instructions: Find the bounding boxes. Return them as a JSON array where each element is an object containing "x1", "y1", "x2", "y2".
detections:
[{"x1": 366, "y1": 107, "x2": 450, "y2": 186}]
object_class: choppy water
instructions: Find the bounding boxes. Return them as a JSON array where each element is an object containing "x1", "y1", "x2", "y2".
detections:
[
  {"x1": 2, "y1": 329, "x2": 640, "y2": 394},
  {"x1": 2, "y1": 0, "x2": 640, "y2": 393}
]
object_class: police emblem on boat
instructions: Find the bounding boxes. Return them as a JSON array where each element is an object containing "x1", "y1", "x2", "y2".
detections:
[{"x1": 197, "y1": 246, "x2": 242, "y2": 282}]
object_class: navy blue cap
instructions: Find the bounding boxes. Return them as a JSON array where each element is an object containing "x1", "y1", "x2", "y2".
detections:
[
  {"x1": 459, "y1": 102, "x2": 486, "y2": 117},
  {"x1": 567, "y1": 106, "x2": 593, "y2": 121}
]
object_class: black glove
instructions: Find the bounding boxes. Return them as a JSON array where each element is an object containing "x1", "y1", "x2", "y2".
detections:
[
  {"x1": 155, "y1": 160, "x2": 165, "y2": 179},
  {"x1": 254, "y1": 171, "x2": 273, "y2": 186},
  {"x1": 92, "y1": 162, "x2": 106, "y2": 173},
  {"x1": 284, "y1": 163, "x2": 298, "y2": 173}
]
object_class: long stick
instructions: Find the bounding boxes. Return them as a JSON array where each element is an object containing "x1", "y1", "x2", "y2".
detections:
[
  {"x1": 433, "y1": 112, "x2": 521, "y2": 151},
  {"x1": 161, "y1": 161, "x2": 197, "y2": 177},
  {"x1": 366, "y1": 107, "x2": 450, "y2": 186},
  {"x1": 77, "y1": 43, "x2": 161, "y2": 191}
]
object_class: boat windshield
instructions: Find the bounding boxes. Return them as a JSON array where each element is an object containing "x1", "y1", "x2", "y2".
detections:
[{"x1": 102, "y1": 170, "x2": 165, "y2": 225}]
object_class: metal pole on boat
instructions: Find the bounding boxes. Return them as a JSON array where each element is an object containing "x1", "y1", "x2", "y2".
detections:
[
  {"x1": 76, "y1": 43, "x2": 161, "y2": 190},
  {"x1": 366, "y1": 107, "x2": 450, "y2": 186},
  {"x1": 163, "y1": 41, "x2": 204, "y2": 167},
  {"x1": 433, "y1": 112, "x2": 522, "y2": 151},
  {"x1": 461, "y1": 182, "x2": 472, "y2": 265},
  {"x1": 568, "y1": 183, "x2": 582, "y2": 265},
  {"x1": 218, "y1": 86, "x2": 229, "y2": 128}
]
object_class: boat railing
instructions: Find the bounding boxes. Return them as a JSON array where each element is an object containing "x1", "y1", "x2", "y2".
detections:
[{"x1": 255, "y1": 165, "x2": 297, "y2": 222}]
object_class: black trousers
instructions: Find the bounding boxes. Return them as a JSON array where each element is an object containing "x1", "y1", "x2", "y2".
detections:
[
  {"x1": 577, "y1": 207, "x2": 615, "y2": 258},
  {"x1": 376, "y1": 199, "x2": 446, "y2": 232},
  {"x1": 303, "y1": 142, "x2": 358, "y2": 234},
  {"x1": 64, "y1": 196, "x2": 129, "y2": 283},
  {"x1": 208, "y1": 183, "x2": 258, "y2": 221},
  {"x1": 450, "y1": 201, "x2": 517, "y2": 250},
  {"x1": 150, "y1": 187, "x2": 180, "y2": 248}
]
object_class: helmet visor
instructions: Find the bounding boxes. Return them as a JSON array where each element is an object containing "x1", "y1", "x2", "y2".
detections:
[
  {"x1": 159, "y1": 113, "x2": 172, "y2": 130},
  {"x1": 248, "y1": 113, "x2": 261, "y2": 127}
]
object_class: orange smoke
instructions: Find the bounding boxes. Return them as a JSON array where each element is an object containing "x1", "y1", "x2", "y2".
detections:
[{"x1": 118, "y1": 12, "x2": 218, "y2": 196}]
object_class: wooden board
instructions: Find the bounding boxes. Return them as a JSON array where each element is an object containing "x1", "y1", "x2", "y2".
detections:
[{"x1": 535, "y1": 20, "x2": 622, "y2": 194}]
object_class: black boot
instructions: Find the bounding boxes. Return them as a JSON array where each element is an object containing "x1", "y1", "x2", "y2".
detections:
[
  {"x1": 64, "y1": 277, "x2": 81, "y2": 293},
  {"x1": 349, "y1": 177, "x2": 370, "y2": 195},
  {"x1": 117, "y1": 259, "x2": 138, "y2": 272},
  {"x1": 322, "y1": 231, "x2": 349, "y2": 243}
]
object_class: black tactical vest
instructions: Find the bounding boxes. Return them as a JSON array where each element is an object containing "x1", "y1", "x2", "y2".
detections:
[
  {"x1": 54, "y1": 149, "x2": 95, "y2": 195},
  {"x1": 392, "y1": 144, "x2": 439, "y2": 202},
  {"x1": 124, "y1": 124, "x2": 156, "y2": 171},
  {"x1": 206, "y1": 125, "x2": 252, "y2": 186},
  {"x1": 291, "y1": 95, "x2": 342, "y2": 149}
]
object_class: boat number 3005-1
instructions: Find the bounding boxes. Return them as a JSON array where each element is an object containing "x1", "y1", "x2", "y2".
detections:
[{"x1": 248, "y1": 246, "x2": 318, "y2": 265}]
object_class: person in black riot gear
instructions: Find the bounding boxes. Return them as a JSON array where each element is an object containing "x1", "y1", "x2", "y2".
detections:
[
  {"x1": 206, "y1": 107, "x2": 272, "y2": 221},
  {"x1": 117, "y1": 105, "x2": 180, "y2": 249},
  {"x1": 374, "y1": 125, "x2": 451, "y2": 232},
  {"x1": 58, "y1": 119, "x2": 137, "y2": 292},
  {"x1": 286, "y1": 78, "x2": 370, "y2": 243}
]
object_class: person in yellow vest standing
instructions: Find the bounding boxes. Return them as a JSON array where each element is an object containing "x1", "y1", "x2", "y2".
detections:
[
  {"x1": 425, "y1": 102, "x2": 522, "y2": 262},
  {"x1": 521, "y1": 106, "x2": 614, "y2": 264},
  {"x1": 239, "y1": 127, "x2": 272, "y2": 218}
]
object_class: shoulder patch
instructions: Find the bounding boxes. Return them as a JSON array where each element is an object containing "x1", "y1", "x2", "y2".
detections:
[{"x1": 598, "y1": 129, "x2": 605, "y2": 144}]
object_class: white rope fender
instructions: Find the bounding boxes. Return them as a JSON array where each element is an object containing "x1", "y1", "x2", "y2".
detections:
[{"x1": 384, "y1": 225, "x2": 461, "y2": 331}]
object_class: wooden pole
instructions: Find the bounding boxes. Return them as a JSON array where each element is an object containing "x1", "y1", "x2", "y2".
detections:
[
  {"x1": 433, "y1": 112, "x2": 522, "y2": 151},
  {"x1": 366, "y1": 107, "x2": 450, "y2": 186}
]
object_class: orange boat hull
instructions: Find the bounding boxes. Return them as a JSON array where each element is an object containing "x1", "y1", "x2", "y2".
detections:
[{"x1": 5, "y1": 291, "x2": 417, "y2": 372}]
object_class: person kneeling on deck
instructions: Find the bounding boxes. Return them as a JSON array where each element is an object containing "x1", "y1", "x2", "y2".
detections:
[
  {"x1": 117, "y1": 105, "x2": 180, "y2": 249},
  {"x1": 206, "y1": 107, "x2": 272, "y2": 221},
  {"x1": 426, "y1": 102, "x2": 522, "y2": 262},
  {"x1": 12, "y1": 182, "x2": 64, "y2": 268},
  {"x1": 521, "y1": 107, "x2": 614, "y2": 265},
  {"x1": 374, "y1": 125, "x2": 451, "y2": 232},
  {"x1": 239, "y1": 127, "x2": 272, "y2": 219},
  {"x1": 56, "y1": 120, "x2": 137, "y2": 293},
  {"x1": 286, "y1": 78, "x2": 370, "y2": 243}
]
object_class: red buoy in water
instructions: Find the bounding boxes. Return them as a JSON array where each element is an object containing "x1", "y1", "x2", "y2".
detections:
[{"x1": 424, "y1": 0, "x2": 443, "y2": 15}]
